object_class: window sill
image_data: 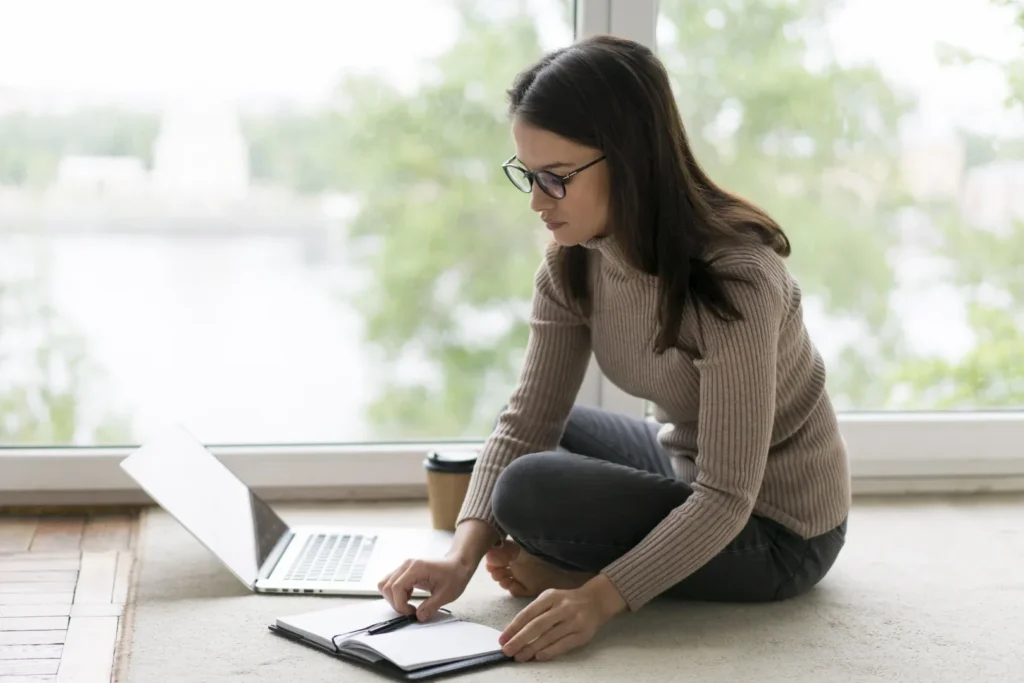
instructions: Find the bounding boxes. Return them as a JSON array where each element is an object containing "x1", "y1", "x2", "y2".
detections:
[{"x1": 1, "y1": 412, "x2": 1022, "y2": 507}]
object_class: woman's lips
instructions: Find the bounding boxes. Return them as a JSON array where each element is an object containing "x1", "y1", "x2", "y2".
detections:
[{"x1": 544, "y1": 221, "x2": 566, "y2": 231}]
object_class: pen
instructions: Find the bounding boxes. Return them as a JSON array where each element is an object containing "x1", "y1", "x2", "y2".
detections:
[{"x1": 366, "y1": 613, "x2": 419, "y2": 636}]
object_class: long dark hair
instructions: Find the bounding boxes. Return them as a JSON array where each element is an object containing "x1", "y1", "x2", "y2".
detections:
[{"x1": 507, "y1": 35, "x2": 790, "y2": 353}]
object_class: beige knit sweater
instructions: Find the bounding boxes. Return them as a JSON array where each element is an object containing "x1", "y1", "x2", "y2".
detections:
[{"x1": 456, "y1": 233, "x2": 851, "y2": 611}]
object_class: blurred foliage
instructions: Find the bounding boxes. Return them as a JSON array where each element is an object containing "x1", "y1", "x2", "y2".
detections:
[
  {"x1": 0, "y1": 276, "x2": 134, "y2": 444},
  {"x1": 889, "y1": 0, "x2": 1024, "y2": 408},
  {"x1": 0, "y1": 110, "x2": 158, "y2": 188},
  {"x1": 1, "y1": 0, "x2": 1022, "y2": 443},
  {"x1": 183, "y1": 0, "x2": 1024, "y2": 433}
]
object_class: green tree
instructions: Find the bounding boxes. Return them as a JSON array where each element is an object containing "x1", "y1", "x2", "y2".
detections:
[
  {"x1": 321, "y1": 1, "x2": 571, "y2": 438},
  {"x1": 243, "y1": 0, "x2": 1023, "y2": 436},
  {"x1": 0, "y1": 107, "x2": 150, "y2": 445},
  {"x1": 0, "y1": 110, "x2": 158, "y2": 187},
  {"x1": 0, "y1": 276, "x2": 134, "y2": 445},
  {"x1": 891, "y1": 0, "x2": 1024, "y2": 407},
  {"x1": 656, "y1": 0, "x2": 918, "y2": 408},
  {"x1": 332, "y1": 0, "x2": 916, "y2": 437},
  {"x1": 244, "y1": 114, "x2": 345, "y2": 193}
]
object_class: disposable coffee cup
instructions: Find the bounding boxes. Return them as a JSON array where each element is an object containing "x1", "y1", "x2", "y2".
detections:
[{"x1": 423, "y1": 451, "x2": 477, "y2": 532}]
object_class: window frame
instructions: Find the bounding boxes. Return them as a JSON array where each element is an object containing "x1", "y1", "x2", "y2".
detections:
[
  {"x1": 3, "y1": 412, "x2": 1023, "y2": 505},
  {"x1": 2, "y1": 0, "x2": 1023, "y2": 506}
]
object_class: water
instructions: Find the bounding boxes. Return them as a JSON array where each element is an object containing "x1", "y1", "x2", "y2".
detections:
[
  {"x1": 0, "y1": 230, "x2": 986, "y2": 445},
  {"x1": 7, "y1": 233, "x2": 374, "y2": 444}
]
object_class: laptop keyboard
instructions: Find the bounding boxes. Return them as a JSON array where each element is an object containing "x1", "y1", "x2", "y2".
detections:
[{"x1": 284, "y1": 533, "x2": 377, "y2": 583}]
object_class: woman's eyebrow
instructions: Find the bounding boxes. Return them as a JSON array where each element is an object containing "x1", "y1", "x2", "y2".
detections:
[
  {"x1": 536, "y1": 160, "x2": 577, "y2": 171},
  {"x1": 520, "y1": 158, "x2": 577, "y2": 172}
]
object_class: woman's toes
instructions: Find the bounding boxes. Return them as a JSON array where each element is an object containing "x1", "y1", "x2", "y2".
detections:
[
  {"x1": 489, "y1": 567, "x2": 513, "y2": 582},
  {"x1": 507, "y1": 580, "x2": 532, "y2": 598},
  {"x1": 485, "y1": 540, "x2": 521, "y2": 567}
]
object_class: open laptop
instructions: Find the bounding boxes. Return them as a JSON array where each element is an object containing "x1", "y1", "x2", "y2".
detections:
[{"x1": 119, "y1": 425, "x2": 453, "y2": 596}]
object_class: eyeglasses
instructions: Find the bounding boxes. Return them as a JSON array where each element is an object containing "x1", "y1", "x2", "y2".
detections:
[{"x1": 501, "y1": 154, "x2": 606, "y2": 200}]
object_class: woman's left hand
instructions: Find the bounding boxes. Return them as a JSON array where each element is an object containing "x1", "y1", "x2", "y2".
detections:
[{"x1": 498, "y1": 574, "x2": 628, "y2": 663}]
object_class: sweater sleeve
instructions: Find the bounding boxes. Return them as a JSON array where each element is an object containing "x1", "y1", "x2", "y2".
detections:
[
  {"x1": 456, "y1": 246, "x2": 592, "y2": 538},
  {"x1": 600, "y1": 251, "x2": 789, "y2": 610}
]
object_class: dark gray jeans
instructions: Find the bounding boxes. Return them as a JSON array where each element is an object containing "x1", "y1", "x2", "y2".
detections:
[{"x1": 490, "y1": 404, "x2": 846, "y2": 603}]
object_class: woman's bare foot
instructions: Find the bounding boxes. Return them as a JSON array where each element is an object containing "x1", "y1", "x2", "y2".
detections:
[{"x1": 485, "y1": 540, "x2": 594, "y2": 598}]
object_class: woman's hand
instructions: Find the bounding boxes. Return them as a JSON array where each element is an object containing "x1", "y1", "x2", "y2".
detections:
[
  {"x1": 498, "y1": 573, "x2": 628, "y2": 662},
  {"x1": 377, "y1": 557, "x2": 474, "y2": 621},
  {"x1": 378, "y1": 519, "x2": 498, "y2": 621}
]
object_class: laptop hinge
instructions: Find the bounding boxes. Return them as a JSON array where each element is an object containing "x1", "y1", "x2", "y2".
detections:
[{"x1": 257, "y1": 530, "x2": 295, "y2": 583}]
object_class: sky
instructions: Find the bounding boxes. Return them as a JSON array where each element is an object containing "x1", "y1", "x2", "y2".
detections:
[
  {"x1": 824, "y1": 0, "x2": 1022, "y2": 137},
  {"x1": 0, "y1": 0, "x2": 1019, "y2": 133},
  {"x1": 0, "y1": 0, "x2": 568, "y2": 104}
]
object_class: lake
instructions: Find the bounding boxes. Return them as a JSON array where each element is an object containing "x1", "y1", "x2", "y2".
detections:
[{"x1": 0, "y1": 231, "x2": 977, "y2": 445}]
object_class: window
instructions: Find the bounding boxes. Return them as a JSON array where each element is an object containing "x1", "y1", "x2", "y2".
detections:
[
  {"x1": 3, "y1": 0, "x2": 1022, "y2": 501},
  {"x1": 0, "y1": 0, "x2": 574, "y2": 446},
  {"x1": 655, "y1": 0, "x2": 1024, "y2": 412}
]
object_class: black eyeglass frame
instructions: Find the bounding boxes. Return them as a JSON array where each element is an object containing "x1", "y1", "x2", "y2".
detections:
[{"x1": 501, "y1": 154, "x2": 607, "y2": 199}]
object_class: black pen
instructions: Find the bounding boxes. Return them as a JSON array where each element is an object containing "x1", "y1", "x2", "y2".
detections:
[{"x1": 366, "y1": 613, "x2": 419, "y2": 636}]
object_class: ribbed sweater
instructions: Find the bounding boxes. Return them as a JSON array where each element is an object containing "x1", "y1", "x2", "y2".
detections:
[{"x1": 456, "y1": 233, "x2": 852, "y2": 611}]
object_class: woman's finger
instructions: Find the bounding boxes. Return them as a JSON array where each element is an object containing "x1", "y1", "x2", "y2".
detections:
[
  {"x1": 500, "y1": 590, "x2": 556, "y2": 644},
  {"x1": 388, "y1": 563, "x2": 422, "y2": 614},
  {"x1": 535, "y1": 631, "x2": 589, "y2": 662},
  {"x1": 514, "y1": 620, "x2": 574, "y2": 662},
  {"x1": 376, "y1": 571, "x2": 391, "y2": 593},
  {"x1": 378, "y1": 560, "x2": 411, "y2": 609},
  {"x1": 501, "y1": 600, "x2": 562, "y2": 656}
]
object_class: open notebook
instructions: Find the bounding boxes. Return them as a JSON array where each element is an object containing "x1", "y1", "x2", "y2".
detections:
[{"x1": 269, "y1": 599, "x2": 510, "y2": 680}]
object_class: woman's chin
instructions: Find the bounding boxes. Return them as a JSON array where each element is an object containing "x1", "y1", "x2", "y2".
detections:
[{"x1": 551, "y1": 230, "x2": 585, "y2": 247}]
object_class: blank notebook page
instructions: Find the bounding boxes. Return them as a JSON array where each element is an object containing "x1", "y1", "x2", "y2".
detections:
[
  {"x1": 277, "y1": 601, "x2": 403, "y2": 649},
  {"x1": 347, "y1": 621, "x2": 504, "y2": 671}
]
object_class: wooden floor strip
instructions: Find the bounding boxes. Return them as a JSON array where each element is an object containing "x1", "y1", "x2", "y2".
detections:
[
  {"x1": 0, "y1": 522, "x2": 38, "y2": 554},
  {"x1": 71, "y1": 555, "x2": 116, "y2": 606},
  {"x1": 0, "y1": 619, "x2": 68, "y2": 633},
  {"x1": 79, "y1": 519, "x2": 132, "y2": 554},
  {"x1": 28, "y1": 522, "x2": 83, "y2": 554},
  {"x1": 0, "y1": 606, "x2": 119, "y2": 620},
  {"x1": 0, "y1": 558, "x2": 78, "y2": 564},
  {"x1": 109, "y1": 554, "x2": 132, "y2": 607},
  {"x1": 0, "y1": 596, "x2": 74, "y2": 608},
  {"x1": 0, "y1": 608, "x2": 68, "y2": 620},
  {"x1": 0, "y1": 633, "x2": 65, "y2": 647},
  {"x1": 68, "y1": 606, "x2": 120, "y2": 619},
  {"x1": 0, "y1": 587, "x2": 76, "y2": 597},
  {"x1": 0, "y1": 563, "x2": 79, "y2": 574},
  {"x1": 0, "y1": 645, "x2": 63, "y2": 661},
  {"x1": 55, "y1": 618, "x2": 117, "y2": 683},
  {"x1": 0, "y1": 660, "x2": 60, "y2": 675},
  {"x1": 0, "y1": 575, "x2": 76, "y2": 585}
]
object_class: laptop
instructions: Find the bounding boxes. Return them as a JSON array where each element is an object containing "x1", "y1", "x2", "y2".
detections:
[{"x1": 119, "y1": 425, "x2": 453, "y2": 596}]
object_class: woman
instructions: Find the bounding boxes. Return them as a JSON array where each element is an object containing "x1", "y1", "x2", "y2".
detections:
[{"x1": 378, "y1": 34, "x2": 850, "y2": 663}]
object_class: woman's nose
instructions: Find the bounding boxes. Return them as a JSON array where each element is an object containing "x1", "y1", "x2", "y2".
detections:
[{"x1": 529, "y1": 184, "x2": 555, "y2": 212}]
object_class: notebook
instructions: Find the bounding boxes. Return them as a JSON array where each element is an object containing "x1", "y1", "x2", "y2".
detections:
[{"x1": 268, "y1": 599, "x2": 511, "y2": 680}]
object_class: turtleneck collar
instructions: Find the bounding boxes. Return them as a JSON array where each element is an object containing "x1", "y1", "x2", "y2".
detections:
[{"x1": 578, "y1": 233, "x2": 649, "y2": 280}]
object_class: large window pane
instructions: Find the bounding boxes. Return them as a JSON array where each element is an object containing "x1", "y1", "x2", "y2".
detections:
[
  {"x1": 0, "y1": 0, "x2": 573, "y2": 445},
  {"x1": 657, "y1": 0, "x2": 1023, "y2": 411}
]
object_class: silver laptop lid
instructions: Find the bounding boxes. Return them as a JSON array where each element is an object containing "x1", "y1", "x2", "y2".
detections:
[{"x1": 119, "y1": 425, "x2": 290, "y2": 589}]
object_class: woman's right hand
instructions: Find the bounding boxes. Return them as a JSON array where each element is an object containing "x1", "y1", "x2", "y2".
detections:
[{"x1": 377, "y1": 556, "x2": 475, "y2": 621}]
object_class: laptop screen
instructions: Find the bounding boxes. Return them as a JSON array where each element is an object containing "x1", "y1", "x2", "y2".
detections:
[{"x1": 120, "y1": 425, "x2": 290, "y2": 588}]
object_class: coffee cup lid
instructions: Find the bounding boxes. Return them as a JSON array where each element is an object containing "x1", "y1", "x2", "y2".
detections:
[{"x1": 424, "y1": 450, "x2": 477, "y2": 473}]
